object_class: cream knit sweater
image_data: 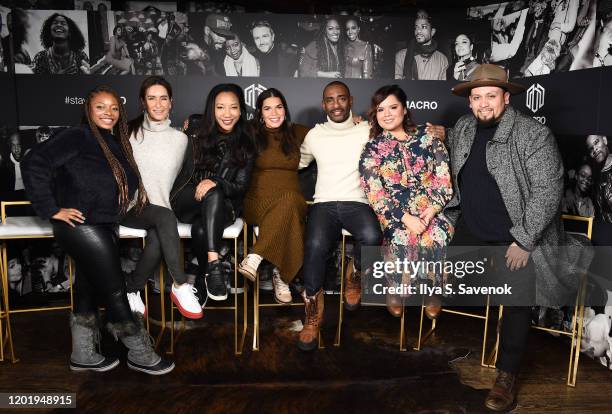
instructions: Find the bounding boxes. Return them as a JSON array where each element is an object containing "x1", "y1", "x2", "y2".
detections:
[
  {"x1": 130, "y1": 114, "x2": 187, "y2": 209},
  {"x1": 299, "y1": 111, "x2": 369, "y2": 204}
]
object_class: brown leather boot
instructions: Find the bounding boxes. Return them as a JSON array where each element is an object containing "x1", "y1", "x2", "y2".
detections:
[
  {"x1": 484, "y1": 370, "x2": 518, "y2": 411},
  {"x1": 386, "y1": 292, "x2": 403, "y2": 318},
  {"x1": 424, "y1": 295, "x2": 442, "y2": 320},
  {"x1": 344, "y1": 258, "x2": 361, "y2": 311},
  {"x1": 297, "y1": 289, "x2": 324, "y2": 351}
]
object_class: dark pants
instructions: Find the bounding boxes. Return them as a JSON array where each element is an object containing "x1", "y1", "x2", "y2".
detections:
[
  {"x1": 303, "y1": 201, "x2": 383, "y2": 296},
  {"x1": 121, "y1": 204, "x2": 188, "y2": 292},
  {"x1": 450, "y1": 216, "x2": 532, "y2": 374},
  {"x1": 173, "y1": 185, "x2": 233, "y2": 274},
  {"x1": 53, "y1": 222, "x2": 135, "y2": 324}
]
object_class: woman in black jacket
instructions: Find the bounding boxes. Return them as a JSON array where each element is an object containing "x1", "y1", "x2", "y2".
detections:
[
  {"x1": 171, "y1": 83, "x2": 255, "y2": 301},
  {"x1": 22, "y1": 85, "x2": 173, "y2": 375}
]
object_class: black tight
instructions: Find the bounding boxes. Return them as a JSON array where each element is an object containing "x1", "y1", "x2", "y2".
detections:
[
  {"x1": 53, "y1": 222, "x2": 135, "y2": 324},
  {"x1": 173, "y1": 185, "x2": 233, "y2": 274}
]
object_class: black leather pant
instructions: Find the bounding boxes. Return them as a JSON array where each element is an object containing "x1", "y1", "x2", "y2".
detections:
[
  {"x1": 173, "y1": 185, "x2": 233, "y2": 274},
  {"x1": 121, "y1": 204, "x2": 188, "y2": 292},
  {"x1": 53, "y1": 222, "x2": 135, "y2": 324}
]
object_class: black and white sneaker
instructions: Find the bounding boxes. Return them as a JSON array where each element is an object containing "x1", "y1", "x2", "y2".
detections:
[
  {"x1": 205, "y1": 259, "x2": 228, "y2": 301},
  {"x1": 70, "y1": 356, "x2": 120, "y2": 372}
]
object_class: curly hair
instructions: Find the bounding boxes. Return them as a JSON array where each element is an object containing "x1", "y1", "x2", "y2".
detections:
[{"x1": 40, "y1": 13, "x2": 86, "y2": 51}]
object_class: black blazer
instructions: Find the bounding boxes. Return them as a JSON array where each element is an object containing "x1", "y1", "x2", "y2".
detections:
[{"x1": 170, "y1": 132, "x2": 255, "y2": 217}]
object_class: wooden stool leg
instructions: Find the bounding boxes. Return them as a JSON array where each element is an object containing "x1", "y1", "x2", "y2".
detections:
[
  {"x1": 334, "y1": 235, "x2": 346, "y2": 347},
  {"x1": 1, "y1": 242, "x2": 17, "y2": 363}
]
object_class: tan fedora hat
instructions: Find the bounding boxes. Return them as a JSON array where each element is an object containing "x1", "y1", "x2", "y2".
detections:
[{"x1": 451, "y1": 64, "x2": 525, "y2": 97}]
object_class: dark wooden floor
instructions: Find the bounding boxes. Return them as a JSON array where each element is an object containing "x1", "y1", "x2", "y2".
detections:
[{"x1": 1, "y1": 293, "x2": 611, "y2": 414}]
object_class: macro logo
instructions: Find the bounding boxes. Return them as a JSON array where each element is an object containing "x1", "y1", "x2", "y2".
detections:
[
  {"x1": 526, "y1": 83, "x2": 545, "y2": 113},
  {"x1": 244, "y1": 83, "x2": 268, "y2": 110}
]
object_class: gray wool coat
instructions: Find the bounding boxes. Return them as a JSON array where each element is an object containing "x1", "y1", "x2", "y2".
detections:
[{"x1": 444, "y1": 105, "x2": 592, "y2": 307}]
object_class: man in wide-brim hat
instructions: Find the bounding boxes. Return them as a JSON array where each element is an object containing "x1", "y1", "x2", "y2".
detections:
[{"x1": 439, "y1": 64, "x2": 573, "y2": 411}]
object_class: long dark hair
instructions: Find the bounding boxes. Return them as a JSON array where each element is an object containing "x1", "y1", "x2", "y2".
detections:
[
  {"x1": 81, "y1": 86, "x2": 147, "y2": 214},
  {"x1": 40, "y1": 13, "x2": 85, "y2": 51},
  {"x1": 367, "y1": 84, "x2": 416, "y2": 140},
  {"x1": 315, "y1": 17, "x2": 344, "y2": 74},
  {"x1": 254, "y1": 88, "x2": 298, "y2": 157},
  {"x1": 195, "y1": 83, "x2": 254, "y2": 170},
  {"x1": 127, "y1": 76, "x2": 173, "y2": 139}
]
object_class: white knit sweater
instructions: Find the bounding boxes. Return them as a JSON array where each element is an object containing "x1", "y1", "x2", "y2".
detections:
[
  {"x1": 299, "y1": 111, "x2": 369, "y2": 204},
  {"x1": 130, "y1": 114, "x2": 187, "y2": 209}
]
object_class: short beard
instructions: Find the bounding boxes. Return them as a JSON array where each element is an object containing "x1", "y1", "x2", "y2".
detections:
[{"x1": 476, "y1": 117, "x2": 498, "y2": 127}]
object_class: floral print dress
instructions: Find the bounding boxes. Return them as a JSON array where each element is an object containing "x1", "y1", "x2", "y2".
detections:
[{"x1": 359, "y1": 126, "x2": 454, "y2": 267}]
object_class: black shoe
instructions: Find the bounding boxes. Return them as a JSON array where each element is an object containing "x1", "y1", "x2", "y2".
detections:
[
  {"x1": 205, "y1": 259, "x2": 228, "y2": 301},
  {"x1": 193, "y1": 275, "x2": 207, "y2": 307},
  {"x1": 127, "y1": 357, "x2": 175, "y2": 376},
  {"x1": 70, "y1": 356, "x2": 120, "y2": 372}
]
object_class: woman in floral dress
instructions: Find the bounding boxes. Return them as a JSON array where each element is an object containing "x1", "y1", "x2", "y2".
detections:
[{"x1": 359, "y1": 84, "x2": 453, "y2": 317}]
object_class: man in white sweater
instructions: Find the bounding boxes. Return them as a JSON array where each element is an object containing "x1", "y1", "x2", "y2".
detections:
[{"x1": 297, "y1": 81, "x2": 383, "y2": 351}]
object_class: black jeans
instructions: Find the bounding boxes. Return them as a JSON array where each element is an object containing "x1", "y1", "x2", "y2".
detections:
[
  {"x1": 53, "y1": 222, "x2": 135, "y2": 324},
  {"x1": 303, "y1": 201, "x2": 383, "y2": 296},
  {"x1": 173, "y1": 185, "x2": 233, "y2": 274},
  {"x1": 121, "y1": 204, "x2": 188, "y2": 292},
  {"x1": 450, "y1": 216, "x2": 532, "y2": 374}
]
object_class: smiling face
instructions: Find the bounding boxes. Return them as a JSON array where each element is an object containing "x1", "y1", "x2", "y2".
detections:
[
  {"x1": 143, "y1": 84, "x2": 171, "y2": 122},
  {"x1": 346, "y1": 19, "x2": 360, "y2": 42},
  {"x1": 455, "y1": 34, "x2": 473, "y2": 59},
  {"x1": 414, "y1": 17, "x2": 434, "y2": 45},
  {"x1": 322, "y1": 83, "x2": 352, "y2": 123},
  {"x1": 576, "y1": 164, "x2": 593, "y2": 194},
  {"x1": 89, "y1": 92, "x2": 120, "y2": 131},
  {"x1": 325, "y1": 19, "x2": 341, "y2": 44},
  {"x1": 252, "y1": 25, "x2": 274, "y2": 53},
  {"x1": 376, "y1": 94, "x2": 407, "y2": 135},
  {"x1": 261, "y1": 96, "x2": 285, "y2": 129},
  {"x1": 214, "y1": 91, "x2": 240, "y2": 133},
  {"x1": 586, "y1": 135, "x2": 609, "y2": 164},
  {"x1": 50, "y1": 15, "x2": 70, "y2": 41},
  {"x1": 225, "y1": 37, "x2": 242, "y2": 60},
  {"x1": 469, "y1": 86, "x2": 509, "y2": 125}
]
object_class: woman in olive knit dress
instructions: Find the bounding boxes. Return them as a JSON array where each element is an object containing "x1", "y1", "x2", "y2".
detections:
[{"x1": 239, "y1": 88, "x2": 309, "y2": 304}]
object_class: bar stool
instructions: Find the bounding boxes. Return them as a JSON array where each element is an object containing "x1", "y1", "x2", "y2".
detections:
[
  {"x1": 491, "y1": 214, "x2": 593, "y2": 386},
  {"x1": 334, "y1": 229, "x2": 409, "y2": 350},
  {"x1": 251, "y1": 225, "x2": 310, "y2": 351},
  {"x1": 0, "y1": 201, "x2": 149, "y2": 362},
  {"x1": 164, "y1": 219, "x2": 248, "y2": 356}
]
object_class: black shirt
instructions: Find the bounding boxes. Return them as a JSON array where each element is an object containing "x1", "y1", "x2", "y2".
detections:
[
  {"x1": 459, "y1": 122, "x2": 514, "y2": 243},
  {"x1": 22, "y1": 125, "x2": 138, "y2": 224}
]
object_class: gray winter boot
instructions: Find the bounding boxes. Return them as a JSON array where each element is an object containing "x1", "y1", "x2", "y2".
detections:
[
  {"x1": 107, "y1": 313, "x2": 175, "y2": 375},
  {"x1": 69, "y1": 313, "x2": 119, "y2": 372}
]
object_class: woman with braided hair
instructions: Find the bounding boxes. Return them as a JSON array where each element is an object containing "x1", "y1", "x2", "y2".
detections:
[{"x1": 22, "y1": 85, "x2": 174, "y2": 375}]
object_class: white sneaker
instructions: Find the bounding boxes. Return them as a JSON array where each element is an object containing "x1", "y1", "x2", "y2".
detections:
[
  {"x1": 272, "y1": 268, "x2": 292, "y2": 304},
  {"x1": 127, "y1": 291, "x2": 147, "y2": 316},
  {"x1": 238, "y1": 254, "x2": 262, "y2": 282},
  {"x1": 171, "y1": 283, "x2": 203, "y2": 319}
]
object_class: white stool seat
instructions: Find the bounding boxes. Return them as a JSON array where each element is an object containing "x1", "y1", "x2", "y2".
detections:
[
  {"x1": 119, "y1": 226, "x2": 147, "y2": 238},
  {"x1": 177, "y1": 218, "x2": 244, "y2": 239},
  {"x1": 0, "y1": 216, "x2": 53, "y2": 238},
  {"x1": 342, "y1": 228, "x2": 352, "y2": 236}
]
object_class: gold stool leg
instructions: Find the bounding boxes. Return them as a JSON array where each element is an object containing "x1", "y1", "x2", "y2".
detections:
[
  {"x1": 1, "y1": 242, "x2": 17, "y2": 363},
  {"x1": 485, "y1": 305, "x2": 503, "y2": 367},
  {"x1": 234, "y1": 237, "x2": 247, "y2": 356},
  {"x1": 567, "y1": 274, "x2": 587, "y2": 387},
  {"x1": 480, "y1": 294, "x2": 492, "y2": 367},
  {"x1": 334, "y1": 235, "x2": 346, "y2": 347},
  {"x1": 399, "y1": 302, "x2": 407, "y2": 351},
  {"x1": 155, "y1": 265, "x2": 166, "y2": 349}
]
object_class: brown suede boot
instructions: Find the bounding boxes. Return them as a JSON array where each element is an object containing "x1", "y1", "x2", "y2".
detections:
[
  {"x1": 297, "y1": 289, "x2": 324, "y2": 351},
  {"x1": 484, "y1": 369, "x2": 518, "y2": 411},
  {"x1": 344, "y1": 258, "x2": 361, "y2": 311}
]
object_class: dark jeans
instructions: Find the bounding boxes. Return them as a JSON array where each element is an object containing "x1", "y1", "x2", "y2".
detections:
[
  {"x1": 121, "y1": 204, "x2": 188, "y2": 292},
  {"x1": 52, "y1": 222, "x2": 135, "y2": 324},
  {"x1": 303, "y1": 201, "x2": 383, "y2": 296},
  {"x1": 173, "y1": 185, "x2": 233, "y2": 274},
  {"x1": 450, "y1": 215, "x2": 532, "y2": 374}
]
